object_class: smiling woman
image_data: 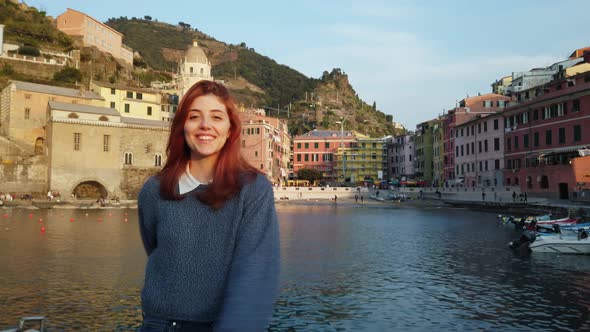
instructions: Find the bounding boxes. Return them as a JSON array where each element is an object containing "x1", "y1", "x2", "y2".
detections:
[
  {"x1": 183, "y1": 95, "x2": 231, "y2": 179},
  {"x1": 137, "y1": 80, "x2": 280, "y2": 331}
]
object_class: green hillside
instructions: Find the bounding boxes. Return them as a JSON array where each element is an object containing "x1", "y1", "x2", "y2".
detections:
[
  {"x1": 105, "y1": 17, "x2": 403, "y2": 137},
  {"x1": 213, "y1": 48, "x2": 318, "y2": 107},
  {"x1": 0, "y1": 0, "x2": 73, "y2": 51},
  {"x1": 0, "y1": 6, "x2": 402, "y2": 138},
  {"x1": 106, "y1": 17, "x2": 193, "y2": 71}
]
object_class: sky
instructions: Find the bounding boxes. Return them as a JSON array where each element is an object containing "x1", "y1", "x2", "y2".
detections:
[{"x1": 24, "y1": 0, "x2": 590, "y2": 129}]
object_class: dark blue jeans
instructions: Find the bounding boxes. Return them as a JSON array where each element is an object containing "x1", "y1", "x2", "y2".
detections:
[{"x1": 140, "y1": 314, "x2": 213, "y2": 332}]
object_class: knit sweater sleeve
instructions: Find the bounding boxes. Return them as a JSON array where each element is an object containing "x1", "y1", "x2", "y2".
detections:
[
  {"x1": 214, "y1": 175, "x2": 280, "y2": 331},
  {"x1": 138, "y1": 177, "x2": 158, "y2": 256}
]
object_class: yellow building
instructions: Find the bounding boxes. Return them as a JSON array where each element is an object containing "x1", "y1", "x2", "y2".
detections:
[
  {"x1": 89, "y1": 81, "x2": 168, "y2": 122},
  {"x1": 334, "y1": 136, "x2": 386, "y2": 184},
  {"x1": 0, "y1": 81, "x2": 104, "y2": 154}
]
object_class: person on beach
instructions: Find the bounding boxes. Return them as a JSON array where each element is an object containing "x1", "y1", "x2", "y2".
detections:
[{"x1": 137, "y1": 80, "x2": 280, "y2": 332}]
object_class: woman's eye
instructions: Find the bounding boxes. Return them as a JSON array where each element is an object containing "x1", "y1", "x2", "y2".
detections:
[{"x1": 213, "y1": 116, "x2": 223, "y2": 120}]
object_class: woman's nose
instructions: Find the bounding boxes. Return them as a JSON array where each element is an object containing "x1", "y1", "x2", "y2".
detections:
[{"x1": 199, "y1": 118, "x2": 211, "y2": 129}]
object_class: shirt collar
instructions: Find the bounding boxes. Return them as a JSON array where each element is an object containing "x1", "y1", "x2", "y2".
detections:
[{"x1": 179, "y1": 163, "x2": 202, "y2": 194}]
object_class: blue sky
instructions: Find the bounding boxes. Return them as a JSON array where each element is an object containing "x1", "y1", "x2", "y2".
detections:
[{"x1": 25, "y1": 0, "x2": 590, "y2": 129}]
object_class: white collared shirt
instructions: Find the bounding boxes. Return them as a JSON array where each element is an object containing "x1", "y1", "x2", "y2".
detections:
[{"x1": 178, "y1": 163, "x2": 202, "y2": 194}]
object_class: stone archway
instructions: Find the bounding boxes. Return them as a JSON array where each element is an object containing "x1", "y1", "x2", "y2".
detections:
[
  {"x1": 34, "y1": 137, "x2": 45, "y2": 155},
  {"x1": 72, "y1": 181, "x2": 108, "y2": 199}
]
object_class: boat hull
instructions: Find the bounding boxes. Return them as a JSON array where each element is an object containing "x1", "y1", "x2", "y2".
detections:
[{"x1": 530, "y1": 236, "x2": 590, "y2": 254}]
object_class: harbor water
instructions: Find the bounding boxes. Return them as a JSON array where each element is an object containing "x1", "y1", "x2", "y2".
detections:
[{"x1": 1, "y1": 204, "x2": 589, "y2": 331}]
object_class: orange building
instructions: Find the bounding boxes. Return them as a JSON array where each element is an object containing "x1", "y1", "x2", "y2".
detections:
[{"x1": 56, "y1": 8, "x2": 133, "y2": 65}]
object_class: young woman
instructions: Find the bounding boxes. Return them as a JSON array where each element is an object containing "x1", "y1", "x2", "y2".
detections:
[{"x1": 138, "y1": 80, "x2": 280, "y2": 331}]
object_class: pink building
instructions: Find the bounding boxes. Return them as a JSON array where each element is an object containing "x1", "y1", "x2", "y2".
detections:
[
  {"x1": 239, "y1": 110, "x2": 291, "y2": 185},
  {"x1": 443, "y1": 93, "x2": 510, "y2": 186},
  {"x1": 56, "y1": 8, "x2": 133, "y2": 65},
  {"x1": 293, "y1": 130, "x2": 356, "y2": 181},
  {"x1": 454, "y1": 112, "x2": 505, "y2": 187}
]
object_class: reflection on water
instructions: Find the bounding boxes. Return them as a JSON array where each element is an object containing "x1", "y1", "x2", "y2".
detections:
[
  {"x1": 0, "y1": 209, "x2": 144, "y2": 331},
  {"x1": 1, "y1": 205, "x2": 590, "y2": 331}
]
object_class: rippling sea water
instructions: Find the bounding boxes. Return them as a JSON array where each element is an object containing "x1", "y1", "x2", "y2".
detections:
[{"x1": 1, "y1": 204, "x2": 589, "y2": 331}]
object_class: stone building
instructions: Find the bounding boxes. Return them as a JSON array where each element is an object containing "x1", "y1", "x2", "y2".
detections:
[
  {"x1": 0, "y1": 81, "x2": 104, "y2": 193},
  {"x1": 46, "y1": 101, "x2": 169, "y2": 199},
  {"x1": 0, "y1": 81, "x2": 104, "y2": 151}
]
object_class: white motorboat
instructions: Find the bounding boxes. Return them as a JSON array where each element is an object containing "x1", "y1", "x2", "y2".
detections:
[{"x1": 530, "y1": 232, "x2": 590, "y2": 254}]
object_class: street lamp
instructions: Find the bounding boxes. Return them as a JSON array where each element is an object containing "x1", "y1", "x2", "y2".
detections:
[{"x1": 335, "y1": 118, "x2": 345, "y2": 183}]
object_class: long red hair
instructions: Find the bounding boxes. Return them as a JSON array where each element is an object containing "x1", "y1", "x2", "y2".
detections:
[{"x1": 158, "y1": 80, "x2": 259, "y2": 209}]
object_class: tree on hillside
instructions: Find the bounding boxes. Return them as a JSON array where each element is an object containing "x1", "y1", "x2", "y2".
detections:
[
  {"x1": 298, "y1": 168, "x2": 322, "y2": 182},
  {"x1": 178, "y1": 22, "x2": 191, "y2": 29},
  {"x1": 53, "y1": 67, "x2": 82, "y2": 84},
  {"x1": 144, "y1": 15, "x2": 152, "y2": 21}
]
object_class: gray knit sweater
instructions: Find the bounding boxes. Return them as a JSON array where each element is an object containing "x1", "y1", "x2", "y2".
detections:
[{"x1": 138, "y1": 173, "x2": 280, "y2": 331}]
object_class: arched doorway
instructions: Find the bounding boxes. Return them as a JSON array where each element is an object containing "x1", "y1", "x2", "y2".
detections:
[
  {"x1": 34, "y1": 137, "x2": 45, "y2": 155},
  {"x1": 72, "y1": 181, "x2": 108, "y2": 199}
]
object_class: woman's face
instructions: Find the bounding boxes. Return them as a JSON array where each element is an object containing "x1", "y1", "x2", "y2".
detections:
[{"x1": 183, "y1": 94, "x2": 231, "y2": 162}]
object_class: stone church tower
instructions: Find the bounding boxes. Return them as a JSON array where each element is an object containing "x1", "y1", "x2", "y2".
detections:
[{"x1": 178, "y1": 41, "x2": 213, "y2": 97}]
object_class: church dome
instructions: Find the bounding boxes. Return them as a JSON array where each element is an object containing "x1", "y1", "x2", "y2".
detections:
[{"x1": 185, "y1": 41, "x2": 209, "y2": 64}]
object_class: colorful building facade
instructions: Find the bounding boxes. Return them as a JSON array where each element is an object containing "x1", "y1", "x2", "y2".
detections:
[
  {"x1": 502, "y1": 68, "x2": 590, "y2": 199},
  {"x1": 293, "y1": 129, "x2": 357, "y2": 182}
]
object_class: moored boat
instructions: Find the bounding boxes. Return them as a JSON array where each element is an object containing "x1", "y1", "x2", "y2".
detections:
[
  {"x1": 530, "y1": 231, "x2": 590, "y2": 254},
  {"x1": 528, "y1": 216, "x2": 581, "y2": 226}
]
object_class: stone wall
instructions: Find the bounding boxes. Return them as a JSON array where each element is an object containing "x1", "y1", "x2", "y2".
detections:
[
  {"x1": 118, "y1": 125, "x2": 169, "y2": 199},
  {"x1": 0, "y1": 58, "x2": 63, "y2": 80},
  {"x1": 0, "y1": 136, "x2": 47, "y2": 194},
  {"x1": 121, "y1": 167, "x2": 159, "y2": 199}
]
